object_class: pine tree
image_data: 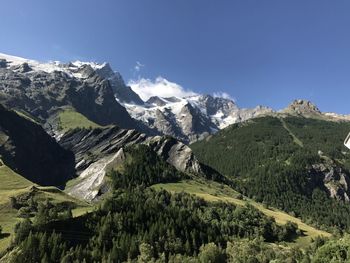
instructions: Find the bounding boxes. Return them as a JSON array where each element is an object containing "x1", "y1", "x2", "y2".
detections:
[{"x1": 138, "y1": 243, "x2": 154, "y2": 263}]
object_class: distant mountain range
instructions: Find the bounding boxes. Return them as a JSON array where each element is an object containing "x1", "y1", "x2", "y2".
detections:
[{"x1": 1, "y1": 53, "x2": 349, "y2": 145}]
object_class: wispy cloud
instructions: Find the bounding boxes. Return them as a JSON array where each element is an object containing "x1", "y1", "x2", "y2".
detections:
[
  {"x1": 213, "y1": 92, "x2": 235, "y2": 101},
  {"x1": 134, "y1": 61, "x2": 145, "y2": 72},
  {"x1": 127, "y1": 76, "x2": 197, "y2": 101}
]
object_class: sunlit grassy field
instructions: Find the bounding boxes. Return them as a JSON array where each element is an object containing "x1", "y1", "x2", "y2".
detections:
[
  {"x1": 152, "y1": 180, "x2": 331, "y2": 247},
  {"x1": 0, "y1": 163, "x2": 33, "y2": 253},
  {"x1": 57, "y1": 108, "x2": 101, "y2": 131},
  {"x1": 0, "y1": 162, "x2": 93, "y2": 254}
]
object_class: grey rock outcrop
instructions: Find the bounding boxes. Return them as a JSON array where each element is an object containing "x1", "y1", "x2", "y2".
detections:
[
  {"x1": 312, "y1": 163, "x2": 350, "y2": 202},
  {"x1": 94, "y1": 62, "x2": 144, "y2": 105},
  {"x1": 146, "y1": 96, "x2": 167, "y2": 107},
  {"x1": 178, "y1": 103, "x2": 218, "y2": 142},
  {"x1": 281, "y1": 99, "x2": 322, "y2": 117},
  {"x1": 59, "y1": 126, "x2": 219, "y2": 201},
  {"x1": 0, "y1": 59, "x2": 139, "y2": 132}
]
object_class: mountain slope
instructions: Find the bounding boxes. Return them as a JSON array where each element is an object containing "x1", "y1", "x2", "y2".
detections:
[
  {"x1": 0, "y1": 53, "x2": 139, "y2": 134},
  {"x1": 0, "y1": 104, "x2": 75, "y2": 187},
  {"x1": 0, "y1": 53, "x2": 274, "y2": 143},
  {"x1": 191, "y1": 116, "x2": 350, "y2": 231},
  {"x1": 0, "y1": 160, "x2": 91, "y2": 255},
  {"x1": 152, "y1": 179, "x2": 331, "y2": 246},
  {"x1": 58, "y1": 126, "x2": 222, "y2": 201}
]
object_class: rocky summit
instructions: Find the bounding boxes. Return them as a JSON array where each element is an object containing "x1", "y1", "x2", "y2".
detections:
[{"x1": 282, "y1": 99, "x2": 322, "y2": 117}]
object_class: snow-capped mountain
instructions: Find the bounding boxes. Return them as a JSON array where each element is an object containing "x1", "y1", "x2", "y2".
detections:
[
  {"x1": 0, "y1": 53, "x2": 278, "y2": 143},
  {"x1": 122, "y1": 92, "x2": 273, "y2": 143},
  {"x1": 0, "y1": 53, "x2": 140, "y2": 132},
  {"x1": 0, "y1": 52, "x2": 275, "y2": 143}
]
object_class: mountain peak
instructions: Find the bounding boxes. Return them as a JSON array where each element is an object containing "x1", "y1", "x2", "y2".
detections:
[
  {"x1": 283, "y1": 99, "x2": 321, "y2": 116},
  {"x1": 146, "y1": 96, "x2": 167, "y2": 106}
]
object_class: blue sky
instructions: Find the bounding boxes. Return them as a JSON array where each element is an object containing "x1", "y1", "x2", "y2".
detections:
[{"x1": 1, "y1": 0, "x2": 350, "y2": 113}]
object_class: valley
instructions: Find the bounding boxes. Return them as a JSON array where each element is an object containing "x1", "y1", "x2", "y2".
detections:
[{"x1": 0, "y1": 52, "x2": 349, "y2": 262}]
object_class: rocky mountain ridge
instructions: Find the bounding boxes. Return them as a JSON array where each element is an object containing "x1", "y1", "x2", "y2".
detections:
[
  {"x1": 1, "y1": 53, "x2": 349, "y2": 145},
  {"x1": 123, "y1": 94, "x2": 274, "y2": 143},
  {"x1": 0, "y1": 100, "x2": 222, "y2": 201},
  {"x1": 0, "y1": 53, "x2": 144, "y2": 134},
  {"x1": 58, "y1": 126, "x2": 222, "y2": 201},
  {"x1": 279, "y1": 99, "x2": 350, "y2": 122},
  {"x1": 0, "y1": 53, "x2": 275, "y2": 143}
]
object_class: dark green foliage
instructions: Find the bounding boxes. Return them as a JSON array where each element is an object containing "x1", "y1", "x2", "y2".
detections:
[
  {"x1": 12, "y1": 188, "x2": 297, "y2": 262},
  {"x1": 13, "y1": 218, "x2": 32, "y2": 245},
  {"x1": 14, "y1": 231, "x2": 67, "y2": 263},
  {"x1": 198, "y1": 243, "x2": 226, "y2": 263},
  {"x1": 8, "y1": 140, "x2": 302, "y2": 262},
  {"x1": 191, "y1": 116, "x2": 350, "y2": 231},
  {"x1": 34, "y1": 200, "x2": 73, "y2": 226},
  {"x1": 311, "y1": 234, "x2": 350, "y2": 263},
  {"x1": 110, "y1": 145, "x2": 184, "y2": 188},
  {"x1": 285, "y1": 117, "x2": 350, "y2": 160},
  {"x1": 11, "y1": 192, "x2": 75, "y2": 222}
]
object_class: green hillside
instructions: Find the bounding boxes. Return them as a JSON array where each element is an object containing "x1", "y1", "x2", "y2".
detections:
[
  {"x1": 0, "y1": 161, "x2": 92, "y2": 255},
  {"x1": 2, "y1": 145, "x2": 309, "y2": 263},
  {"x1": 152, "y1": 180, "x2": 331, "y2": 247},
  {"x1": 0, "y1": 104, "x2": 76, "y2": 187},
  {"x1": 57, "y1": 108, "x2": 101, "y2": 131},
  {"x1": 191, "y1": 116, "x2": 350, "y2": 232},
  {"x1": 1, "y1": 141, "x2": 347, "y2": 262}
]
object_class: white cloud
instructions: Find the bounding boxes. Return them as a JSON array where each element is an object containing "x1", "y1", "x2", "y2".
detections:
[
  {"x1": 128, "y1": 76, "x2": 197, "y2": 101},
  {"x1": 134, "y1": 61, "x2": 145, "y2": 72},
  {"x1": 213, "y1": 92, "x2": 235, "y2": 101}
]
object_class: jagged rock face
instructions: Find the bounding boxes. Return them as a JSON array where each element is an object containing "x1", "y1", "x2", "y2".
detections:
[
  {"x1": 124, "y1": 94, "x2": 273, "y2": 143},
  {"x1": 115, "y1": 85, "x2": 144, "y2": 105},
  {"x1": 0, "y1": 53, "x2": 276, "y2": 144},
  {"x1": 312, "y1": 163, "x2": 350, "y2": 202},
  {"x1": 10, "y1": 62, "x2": 32, "y2": 73},
  {"x1": 0, "y1": 55, "x2": 139, "y2": 132},
  {"x1": 237, "y1": 106, "x2": 275, "y2": 122},
  {"x1": 279, "y1": 99, "x2": 350, "y2": 123},
  {"x1": 59, "y1": 126, "x2": 216, "y2": 201},
  {"x1": 152, "y1": 109, "x2": 183, "y2": 137},
  {"x1": 282, "y1": 99, "x2": 322, "y2": 117},
  {"x1": 59, "y1": 127, "x2": 148, "y2": 173},
  {"x1": 178, "y1": 103, "x2": 218, "y2": 142},
  {"x1": 93, "y1": 62, "x2": 144, "y2": 105},
  {"x1": 148, "y1": 136, "x2": 204, "y2": 174},
  {"x1": 0, "y1": 104, "x2": 75, "y2": 187},
  {"x1": 197, "y1": 95, "x2": 238, "y2": 116},
  {"x1": 146, "y1": 96, "x2": 167, "y2": 106}
]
